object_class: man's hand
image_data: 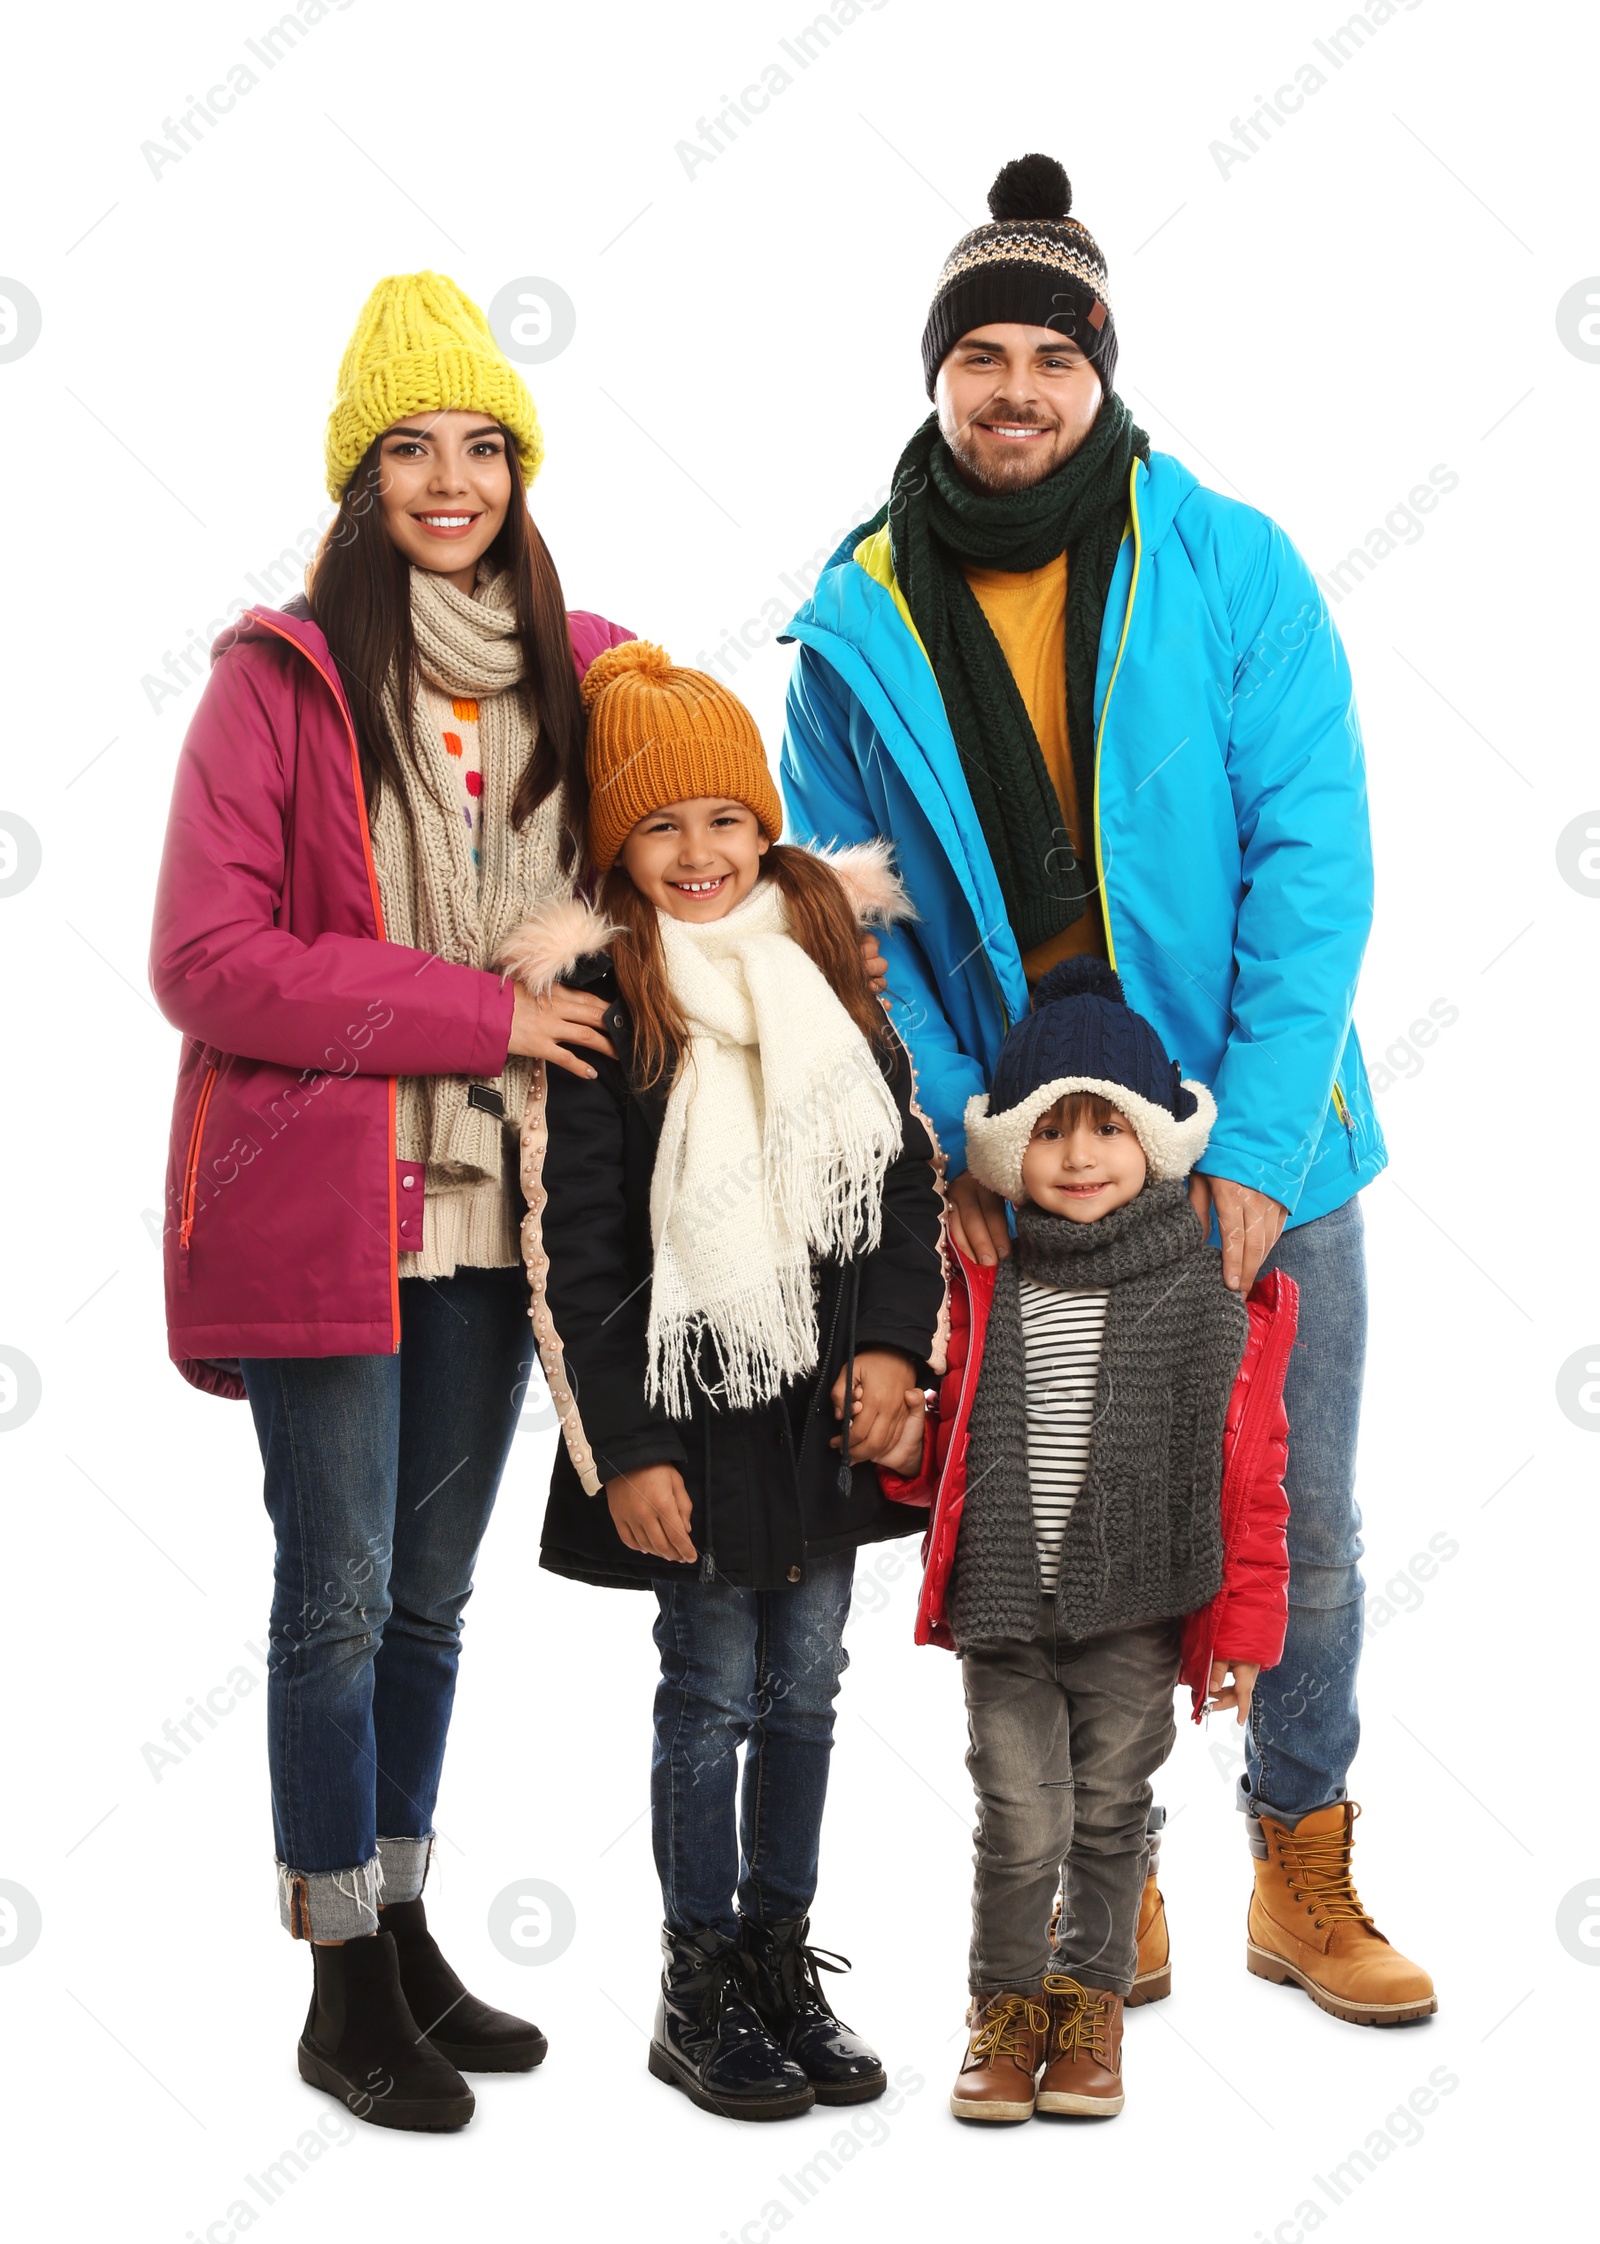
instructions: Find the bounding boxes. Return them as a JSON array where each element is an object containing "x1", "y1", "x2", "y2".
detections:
[
  {"x1": 1188, "y1": 1173, "x2": 1287, "y2": 1294},
  {"x1": 605, "y1": 1463, "x2": 697, "y2": 1565},
  {"x1": 860, "y1": 932, "x2": 888, "y2": 998},
  {"x1": 947, "y1": 1168, "x2": 1012, "y2": 1266},
  {"x1": 1206, "y1": 1656, "x2": 1260, "y2": 1727},
  {"x1": 830, "y1": 1349, "x2": 922, "y2": 1465}
]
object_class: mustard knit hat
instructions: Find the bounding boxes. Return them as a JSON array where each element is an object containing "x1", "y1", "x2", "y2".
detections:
[
  {"x1": 324, "y1": 271, "x2": 544, "y2": 500},
  {"x1": 582, "y1": 643, "x2": 784, "y2": 875}
]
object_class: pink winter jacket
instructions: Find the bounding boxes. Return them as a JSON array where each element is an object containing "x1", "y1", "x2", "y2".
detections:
[{"x1": 149, "y1": 603, "x2": 632, "y2": 1396}]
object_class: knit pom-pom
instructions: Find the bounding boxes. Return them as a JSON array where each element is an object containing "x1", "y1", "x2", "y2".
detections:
[
  {"x1": 1031, "y1": 956, "x2": 1124, "y2": 1010},
  {"x1": 987, "y1": 154, "x2": 1072, "y2": 223},
  {"x1": 580, "y1": 637, "x2": 674, "y2": 712}
]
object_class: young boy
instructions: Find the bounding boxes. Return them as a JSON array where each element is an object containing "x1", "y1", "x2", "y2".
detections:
[{"x1": 880, "y1": 958, "x2": 1298, "y2": 2121}]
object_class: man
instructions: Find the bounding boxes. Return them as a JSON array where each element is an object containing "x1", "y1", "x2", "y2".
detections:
[{"x1": 780, "y1": 153, "x2": 1433, "y2": 2033}]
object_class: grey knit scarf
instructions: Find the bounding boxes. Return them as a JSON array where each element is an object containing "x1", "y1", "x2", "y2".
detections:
[{"x1": 948, "y1": 1180, "x2": 1250, "y2": 1651}]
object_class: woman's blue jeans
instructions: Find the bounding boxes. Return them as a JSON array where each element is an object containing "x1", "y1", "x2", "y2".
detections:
[
  {"x1": 651, "y1": 1553, "x2": 855, "y2": 1939},
  {"x1": 1245, "y1": 1194, "x2": 1369, "y2": 1822},
  {"x1": 241, "y1": 1268, "x2": 530, "y2": 1939}
]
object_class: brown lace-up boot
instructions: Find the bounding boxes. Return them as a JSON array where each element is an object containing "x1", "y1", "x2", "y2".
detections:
[
  {"x1": 1128, "y1": 1873, "x2": 1171, "y2": 2005},
  {"x1": 949, "y1": 1991, "x2": 1050, "y2": 2123},
  {"x1": 1037, "y1": 1976, "x2": 1124, "y2": 2116},
  {"x1": 1246, "y1": 1802, "x2": 1436, "y2": 2026}
]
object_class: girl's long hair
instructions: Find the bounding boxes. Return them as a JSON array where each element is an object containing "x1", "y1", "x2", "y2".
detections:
[
  {"x1": 307, "y1": 428, "x2": 588, "y2": 868},
  {"x1": 600, "y1": 845, "x2": 890, "y2": 1093}
]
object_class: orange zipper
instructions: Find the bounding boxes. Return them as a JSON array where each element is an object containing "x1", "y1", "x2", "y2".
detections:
[{"x1": 178, "y1": 1063, "x2": 219, "y2": 1250}]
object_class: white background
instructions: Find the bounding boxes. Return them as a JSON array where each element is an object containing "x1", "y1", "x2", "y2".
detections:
[{"x1": 1, "y1": 0, "x2": 1594, "y2": 2236}]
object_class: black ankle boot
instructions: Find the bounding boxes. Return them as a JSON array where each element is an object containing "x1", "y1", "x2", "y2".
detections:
[
  {"x1": 740, "y1": 1916, "x2": 887, "y2": 2104},
  {"x1": 381, "y1": 1897, "x2": 547, "y2": 2073},
  {"x1": 648, "y1": 1925, "x2": 815, "y2": 2120},
  {"x1": 298, "y1": 1931, "x2": 475, "y2": 2131}
]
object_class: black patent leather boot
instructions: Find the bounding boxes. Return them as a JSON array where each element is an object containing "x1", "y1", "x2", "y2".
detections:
[
  {"x1": 648, "y1": 1925, "x2": 814, "y2": 2120},
  {"x1": 740, "y1": 1916, "x2": 887, "y2": 2104}
]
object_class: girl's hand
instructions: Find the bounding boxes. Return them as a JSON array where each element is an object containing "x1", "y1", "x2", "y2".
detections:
[
  {"x1": 830, "y1": 1349, "x2": 921, "y2": 1465},
  {"x1": 605, "y1": 1464, "x2": 698, "y2": 1565},
  {"x1": 860, "y1": 932, "x2": 888, "y2": 998},
  {"x1": 508, "y1": 982, "x2": 617, "y2": 1076},
  {"x1": 878, "y1": 1392, "x2": 929, "y2": 1477},
  {"x1": 1206, "y1": 1656, "x2": 1260, "y2": 1726}
]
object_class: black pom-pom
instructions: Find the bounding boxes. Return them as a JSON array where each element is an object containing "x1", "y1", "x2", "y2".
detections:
[
  {"x1": 1031, "y1": 956, "x2": 1125, "y2": 1010},
  {"x1": 988, "y1": 154, "x2": 1072, "y2": 223}
]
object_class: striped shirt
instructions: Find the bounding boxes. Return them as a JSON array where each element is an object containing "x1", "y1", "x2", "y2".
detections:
[{"x1": 1018, "y1": 1278, "x2": 1109, "y2": 1596}]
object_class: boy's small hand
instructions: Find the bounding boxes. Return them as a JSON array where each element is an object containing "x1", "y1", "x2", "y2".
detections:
[
  {"x1": 1206, "y1": 1656, "x2": 1260, "y2": 1726},
  {"x1": 605, "y1": 1463, "x2": 698, "y2": 1565},
  {"x1": 830, "y1": 1349, "x2": 920, "y2": 1465},
  {"x1": 877, "y1": 1390, "x2": 929, "y2": 1477}
]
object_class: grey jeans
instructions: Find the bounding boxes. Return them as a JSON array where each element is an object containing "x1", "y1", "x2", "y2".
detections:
[{"x1": 961, "y1": 1606, "x2": 1180, "y2": 1997}]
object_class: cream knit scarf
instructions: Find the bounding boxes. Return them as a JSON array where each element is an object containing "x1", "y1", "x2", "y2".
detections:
[
  {"x1": 369, "y1": 565, "x2": 566, "y2": 1180},
  {"x1": 647, "y1": 878, "x2": 903, "y2": 1418}
]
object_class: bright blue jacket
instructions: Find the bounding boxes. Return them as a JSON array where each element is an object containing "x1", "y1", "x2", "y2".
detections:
[{"x1": 780, "y1": 449, "x2": 1385, "y2": 1229}]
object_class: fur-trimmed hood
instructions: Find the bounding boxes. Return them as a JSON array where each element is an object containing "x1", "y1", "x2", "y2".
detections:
[{"x1": 496, "y1": 840, "x2": 913, "y2": 996}]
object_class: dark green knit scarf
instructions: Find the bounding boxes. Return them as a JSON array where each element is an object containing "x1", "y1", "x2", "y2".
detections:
[{"x1": 886, "y1": 398, "x2": 1149, "y2": 957}]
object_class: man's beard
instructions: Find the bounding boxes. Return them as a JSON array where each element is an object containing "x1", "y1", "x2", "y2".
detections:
[{"x1": 944, "y1": 413, "x2": 1064, "y2": 493}]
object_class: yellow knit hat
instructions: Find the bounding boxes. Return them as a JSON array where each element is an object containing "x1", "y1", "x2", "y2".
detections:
[
  {"x1": 582, "y1": 643, "x2": 784, "y2": 876},
  {"x1": 324, "y1": 271, "x2": 545, "y2": 500}
]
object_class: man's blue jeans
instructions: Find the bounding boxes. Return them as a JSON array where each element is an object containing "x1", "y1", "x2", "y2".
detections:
[
  {"x1": 1244, "y1": 1193, "x2": 1368, "y2": 1822},
  {"x1": 651, "y1": 1553, "x2": 855, "y2": 1938},
  {"x1": 241, "y1": 1268, "x2": 530, "y2": 1939}
]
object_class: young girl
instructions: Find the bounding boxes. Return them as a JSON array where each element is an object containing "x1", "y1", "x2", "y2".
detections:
[{"x1": 503, "y1": 642, "x2": 944, "y2": 2121}]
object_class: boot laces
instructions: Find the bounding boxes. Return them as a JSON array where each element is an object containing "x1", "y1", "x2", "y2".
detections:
[
  {"x1": 1042, "y1": 1974, "x2": 1113, "y2": 2061},
  {"x1": 969, "y1": 1992, "x2": 1049, "y2": 2063},
  {"x1": 1276, "y1": 1806, "x2": 1375, "y2": 1929}
]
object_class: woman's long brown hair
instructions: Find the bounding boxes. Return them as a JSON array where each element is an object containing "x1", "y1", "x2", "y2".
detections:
[
  {"x1": 307, "y1": 428, "x2": 588, "y2": 868},
  {"x1": 601, "y1": 845, "x2": 891, "y2": 1092}
]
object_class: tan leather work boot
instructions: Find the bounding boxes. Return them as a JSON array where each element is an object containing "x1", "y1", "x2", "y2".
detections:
[
  {"x1": 1127, "y1": 1874, "x2": 1171, "y2": 2006},
  {"x1": 949, "y1": 1991, "x2": 1050, "y2": 2123},
  {"x1": 1246, "y1": 1802, "x2": 1436, "y2": 2026},
  {"x1": 1037, "y1": 1976, "x2": 1125, "y2": 2116}
]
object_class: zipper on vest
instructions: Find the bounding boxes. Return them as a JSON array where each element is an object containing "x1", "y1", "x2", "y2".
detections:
[
  {"x1": 1331, "y1": 1079, "x2": 1358, "y2": 1171},
  {"x1": 1089, "y1": 463, "x2": 1144, "y2": 974},
  {"x1": 178, "y1": 1062, "x2": 219, "y2": 1251}
]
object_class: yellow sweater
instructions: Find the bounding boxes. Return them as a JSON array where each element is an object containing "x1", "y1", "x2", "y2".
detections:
[{"x1": 964, "y1": 555, "x2": 1108, "y2": 980}]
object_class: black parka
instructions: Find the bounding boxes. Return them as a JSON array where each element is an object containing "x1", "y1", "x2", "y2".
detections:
[{"x1": 536, "y1": 950, "x2": 943, "y2": 1592}]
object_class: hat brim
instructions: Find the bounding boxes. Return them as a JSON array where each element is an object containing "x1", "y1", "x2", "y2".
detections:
[{"x1": 962, "y1": 1076, "x2": 1217, "y2": 1201}]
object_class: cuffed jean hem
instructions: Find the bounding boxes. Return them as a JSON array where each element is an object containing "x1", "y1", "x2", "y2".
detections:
[
  {"x1": 277, "y1": 1856, "x2": 382, "y2": 1942},
  {"x1": 1235, "y1": 1775, "x2": 1350, "y2": 1828},
  {"x1": 376, "y1": 1834, "x2": 433, "y2": 1906}
]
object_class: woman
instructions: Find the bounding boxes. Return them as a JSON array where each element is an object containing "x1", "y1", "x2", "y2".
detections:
[{"x1": 150, "y1": 271, "x2": 631, "y2": 2133}]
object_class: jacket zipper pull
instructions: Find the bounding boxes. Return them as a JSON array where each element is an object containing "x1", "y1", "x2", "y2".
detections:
[{"x1": 1331, "y1": 1082, "x2": 1358, "y2": 1173}]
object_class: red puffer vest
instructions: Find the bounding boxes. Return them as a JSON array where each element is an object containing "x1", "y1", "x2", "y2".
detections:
[{"x1": 879, "y1": 1244, "x2": 1298, "y2": 1719}]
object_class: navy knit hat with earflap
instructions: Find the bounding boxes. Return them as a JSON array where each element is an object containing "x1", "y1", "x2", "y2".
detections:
[{"x1": 963, "y1": 957, "x2": 1217, "y2": 1202}]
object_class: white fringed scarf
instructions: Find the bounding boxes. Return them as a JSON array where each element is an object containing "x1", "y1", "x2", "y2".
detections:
[{"x1": 647, "y1": 878, "x2": 902, "y2": 1418}]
